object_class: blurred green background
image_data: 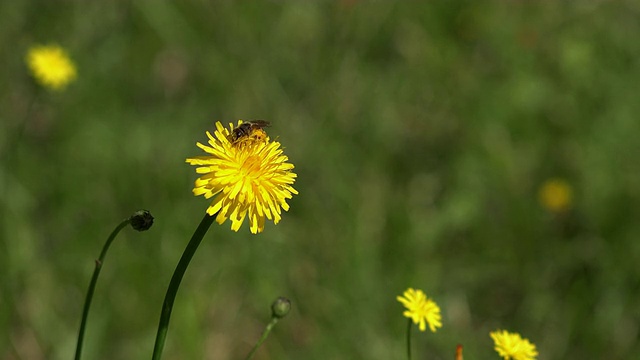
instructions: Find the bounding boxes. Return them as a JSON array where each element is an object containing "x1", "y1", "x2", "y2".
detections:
[{"x1": 2, "y1": 1, "x2": 640, "y2": 359}]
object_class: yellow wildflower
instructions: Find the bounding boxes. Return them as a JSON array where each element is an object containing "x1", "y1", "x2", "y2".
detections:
[
  {"x1": 490, "y1": 330, "x2": 538, "y2": 360},
  {"x1": 397, "y1": 288, "x2": 442, "y2": 332},
  {"x1": 26, "y1": 44, "x2": 76, "y2": 90},
  {"x1": 186, "y1": 121, "x2": 298, "y2": 234},
  {"x1": 538, "y1": 178, "x2": 572, "y2": 212}
]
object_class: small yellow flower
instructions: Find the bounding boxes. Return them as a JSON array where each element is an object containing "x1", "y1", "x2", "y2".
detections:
[
  {"x1": 490, "y1": 330, "x2": 538, "y2": 360},
  {"x1": 186, "y1": 121, "x2": 298, "y2": 234},
  {"x1": 26, "y1": 44, "x2": 77, "y2": 90},
  {"x1": 397, "y1": 288, "x2": 442, "y2": 332},
  {"x1": 538, "y1": 178, "x2": 572, "y2": 212}
]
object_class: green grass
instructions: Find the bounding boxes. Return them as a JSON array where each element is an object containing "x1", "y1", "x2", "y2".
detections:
[{"x1": 2, "y1": 1, "x2": 640, "y2": 359}]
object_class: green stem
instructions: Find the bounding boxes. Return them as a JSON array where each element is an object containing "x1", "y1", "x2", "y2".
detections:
[
  {"x1": 151, "y1": 213, "x2": 216, "y2": 360},
  {"x1": 245, "y1": 317, "x2": 279, "y2": 360},
  {"x1": 74, "y1": 218, "x2": 131, "y2": 360},
  {"x1": 406, "y1": 318, "x2": 413, "y2": 360}
]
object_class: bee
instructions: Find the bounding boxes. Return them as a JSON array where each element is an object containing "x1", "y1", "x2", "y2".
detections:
[{"x1": 229, "y1": 120, "x2": 271, "y2": 144}]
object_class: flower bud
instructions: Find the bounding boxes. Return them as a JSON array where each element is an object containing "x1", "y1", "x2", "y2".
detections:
[
  {"x1": 271, "y1": 297, "x2": 291, "y2": 319},
  {"x1": 456, "y1": 344, "x2": 463, "y2": 360},
  {"x1": 130, "y1": 210, "x2": 154, "y2": 231}
]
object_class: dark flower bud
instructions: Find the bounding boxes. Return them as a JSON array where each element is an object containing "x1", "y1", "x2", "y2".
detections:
[
  {"x1": 130, "y1": 210, "x2": 154, "y2": 231},
  {"x1": 271, "y1": 297, "x2": 291, "y2": 319}
]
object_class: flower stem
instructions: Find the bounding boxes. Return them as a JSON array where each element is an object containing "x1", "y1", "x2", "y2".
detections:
[
  {"x1": 406, "y1": 318, "x2": 413, "y2": 360},
  {"x1": 245, "y1": 317, "x2": 280, "y2": 360},
  {"x1": 151, "y1": 213, "x2": 216, "y2": 360},
  {"x1": 74, "y1": 218, "x2": 131, "y2": 360}
]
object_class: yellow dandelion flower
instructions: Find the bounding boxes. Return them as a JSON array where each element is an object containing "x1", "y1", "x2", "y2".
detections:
[
  {"x1": 490, "y1": 330, "x2": 538, "y2": 360},
  {"x1": 186, "y1": 121, "x2": 298, "y2": 234},
  {"x1": 397, "y1": 288, "x2": 442, "y2": 332},
  {"x1": 26, "y1": 44, "x2": 77, "y2": 90},
  {"x1": 538, "y1": 178, "x2": 572, "y2": 212}
]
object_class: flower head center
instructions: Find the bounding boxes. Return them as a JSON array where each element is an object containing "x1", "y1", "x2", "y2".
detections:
[{"x1": 241, "y1": 154, "x2": 265, "y2": 178}]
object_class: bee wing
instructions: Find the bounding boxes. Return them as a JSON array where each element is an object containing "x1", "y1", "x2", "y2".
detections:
[{"x1": 251, "y1": 120, "x2": 271, "y2": 127}]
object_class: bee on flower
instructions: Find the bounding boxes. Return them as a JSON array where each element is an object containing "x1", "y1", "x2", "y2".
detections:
[
  {"x1": 186, "y1": 121, "x2": 298, "y2": 234},
  {"x1": 228, "y1": 120, "x2": 271, "y2": 145}
]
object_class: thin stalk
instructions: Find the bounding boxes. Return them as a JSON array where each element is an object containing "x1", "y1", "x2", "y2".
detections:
[
  {"x1": 406, "y1": 318, "x2": 413, "y2": 360},
  {"x1": 74, "y1": 218, "x2": 131, "y2": 360},
  {"x1": 245, "y1": 317, "x2": 279, "y2": 360},
  {"x1": 151, "y1": 213, "x2": 216, "y2": 360}
]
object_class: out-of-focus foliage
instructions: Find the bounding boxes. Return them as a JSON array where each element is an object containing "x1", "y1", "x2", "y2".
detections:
[{"x1": 2, "y1": 1, "x2": 640, "y2": 359}]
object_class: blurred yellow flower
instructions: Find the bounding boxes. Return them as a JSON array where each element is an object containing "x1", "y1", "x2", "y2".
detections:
[
  {"x1": 397, "y1": 288, "x2": 442, "y2": 332},
  {"x1": 26, "y1": 44, "x2": 76, "y2": 90},
  {"x1": 186, "y1": 121, "x2": 298, "y2": 234},
  {"x1": 490, "y1": 330, "x2": 538, "y2": 360},
  {"x1": 538, "y1": 178, "x2": 572, "y2": 212}
]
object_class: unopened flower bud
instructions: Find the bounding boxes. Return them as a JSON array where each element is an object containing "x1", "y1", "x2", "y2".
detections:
[
  {"x1": 456, "y1": 344, "x2": 463, "y2": 360},
  {"x1": 271, "y1": 297, "x2": 291, "y2": 319},
  {"x1": 130, "y1": 210, "x2": 154, "y2": 231}
]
